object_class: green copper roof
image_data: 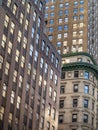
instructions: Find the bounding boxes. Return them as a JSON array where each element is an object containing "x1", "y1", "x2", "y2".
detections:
[
  {"x1": 62, "y1": 62, "x2": 98, "y2": 79},
  {"x1": 61, "y1": 52, "x2": 97, "y2": 65}
]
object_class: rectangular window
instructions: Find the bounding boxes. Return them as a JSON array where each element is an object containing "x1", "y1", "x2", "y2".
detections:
[
  {"x1": 84, "y1": 85, "x2": 89, "y2": 94},
  {"x1": 84, "y1": 99, "x2": 88, "y2": 108},
  {"x1": 73, "y1": 99, "x2": 78, "y2": 107},
  {"x1": 74, "y1": 71, "x2": 79, "y2": 78},
  {"x1": 59, "y1": 115, "x2": 63, "y2": 123},
  {"x1": 83, "y1": 114, "x2": 88, "y2": 123},
  {"x1": 60, "y1": 86, "x2": 65, "y2": 94},
  {"x1": 59, "y1": 100, "x2": 64, "y2": 108},
  {"x1": 84, "y1": 71, "x2": 89, "y2": 79},
  {"x1": 73, "y1": 84, "x2": 78, "y2": 92},
  {"x1": 72, "y1": 114, "x2": 77, "y2": 122}
]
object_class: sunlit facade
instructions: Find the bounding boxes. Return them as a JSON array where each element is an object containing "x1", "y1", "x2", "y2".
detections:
[
  {"x1": 45, "y1": 0, "x2": 98, "y2": 63},
  {"x1": 59, "y1": 52, "x2": 98, "y2": 130}
]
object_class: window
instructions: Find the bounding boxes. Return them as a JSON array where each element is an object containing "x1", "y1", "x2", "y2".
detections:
[
  {"x1": 59, "y1": 100, "x2": 64, "y2": 108},
  {"x1": 16, "y1": 96, "x2": 21, "y2": 109},
  {"x1": 0, "y1": 106, "x2": 4, "y2": 120},
  {"x1": 41, "y1": 40, "x2": 45, "y2": 51},
  {"x1": 57, "y1": 34, "x2": 62, "y2": 39},
  {"x1": 17, "y1": 30, "x2": 22, "y2": 43},
  {"x1": 64, "y1": 10, "x2": 69, "y2": 15},
  {"x1": 29, "y1": 44, "x2": 33, "y2": 56},
  {"x1": 51, "y1": 5, "x2": 55, "y2": 10},
  {"x1": 7, "y1": 0, "x2": 12, "y2": 7},
  {"x1": 56, "y1": 58, "x2": 59, "y2": 68},
  {"x1": 60, "y1": 86, "x2": 65, "y2": 94},
  {"x1": 73, "y1": 8, "x2": 78, "y2": 14},
  {"x1": 59, "y1": 4, "x2": 63, "y2": 8},
  {"x1": 20, "y1": 12, "x2": 24, "y2": 24},
  {"x1": 33, "y1": 11, "x2": 36, "y2": 21},
  {"x1": 7, "y1": 41, "x2": 12, "y2": 54},
  {"x1": 59, "y1": 115, "x2": 63, "y2": 123},
  {"x1": 73, "y1": 84, "x2": 78, "y2": 92},
  {"x1": 84, "y1": 71, "x2": 89, "y2": 79},
  {"x1": 52, "y1": 108, "x2": 56, "y2": 120},
  {"x1": 54, "y1": 75, "x2": 58, "y2": 85},
  {"x1": 37, "y1": 17, "x2": 41, "y2": 27},
  {"x1": 65, "y1": 2, "x2": 69, "y2": 8},
  {"x1": 53, "y1": 91, "x2": 57, "y2": 102},
  {"x1": 34, "y1": 50, "x2": 38, "y2": 62},
  {"x1": 79, "y1": 8, "x2": 84, "y2": 13},
  {"x1": 4, "y1": 14, "x2": 10, "y2": 28},
  {"x1": 84, "y1": 99, "x2": 88, "y2": 108},
  {"x1": 50, "y1": 69, "x2": 53, "y2": 80},
  {"x1": 47, "y1": 122, "x2": 50, "y2": 130},
  {"x1": 0, "y1": 55, "x2": 3, "y2": 69},
  {"x1": 73, "y1": 99, "x2": 78, "y2": 107},
  {"x1": 10, "y1": 22, "x2": 15, "y2": 34},
  {"x1": 40, "y1": 58, "x2": 44, "y2": 68},
  {"x1": 10, "y1": 91, "x2": 15, "y2": 104},
  {"x1": 80, "y1": 0, "x2": 84, "y2": 4},
  {"x1": 59, "y1": 11, "x2": 63, "y2": 16},
  {"x1": 48, "y1": 35, "x2": 53, "y2": 41},
  {"x1": 49, "y1": 86, "x2": 52, "y2": 97},
  {"x1": 61, "y1": 72, "x2": 65, "y2": 79},
  {"x1": 73, "y1": 16, "x2": 78, "y2": 21},
  {"x1": 25, "y1": 19, "x2": 29, "y2": 31},
  {"x1": 58, "y1": 26, "x2": 62, "y2": 31},
  {"x1": 79, "y1": 15, "x2": 84, "y2": 20},
  {"x1": 74, "y1": 1, "x2": 78, "y2": 6},
  {"x1": 83, "y1": 114, "x2": 88, "y2": 123},
  {"x1": 58, "y1": 18, "x2": 62, "y2": 24},
  {"x1": 20, "y1": 56, "x2": 25, "y2": 68},
  {"x1": 72, "y1": 114, "x2": 77, "y2": 122},
  {"x1": 65, "y1": 17, "x2": 68, "y2": 22},
  {"x1": 12, "y1": 4, "x2": 17, "y2": 15},
  {"x1": 57, "y1": 42, "x2": 61, "y2": 47},
  {"x1": 1, "y1": 34, "x2": 7, "y2": 48},
  {"x1": 36, "y1": 33, "x2": 40, "y2": 44},
  {"x1": 50, "y1": 12, "x2": 54, "y2": 17},
  {"x1": 84, "y1": 85, "x2": 89, "y2": 94},
  {"x1": 92, "y1": 102, "x2": 94, "y2": 111},
  {"x1": 2, "y1": 83, "x2": 7, "y2": 97},
  {"x1": 26, "y1": 3, "x2": 31, "y2": 13},
  {"x1": 50, "y1": 19, "x2": 54, "y2": 24},
  {"x1": 52, "y1": 126, "x2": 55, "y2": 130},
  {"x1": 74, "y1": 71, "x2": 79, "y2": 78},
  {"x1": 40, "y1": 117, "x2": 44, "y2": 129},
  {"x1": 5, "y1": 62, "x2": 10, "y2": 75},
  {"x1": 49, "y1": 27, "x2": 54, "y2": 33},
  {"x1": 45, "y1": 63, "x2": 48, "y2": 74}
]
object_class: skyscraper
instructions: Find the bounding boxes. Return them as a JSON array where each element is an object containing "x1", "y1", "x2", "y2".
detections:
[
  {"x1": 45, "y1": 0, "x2": 98, "y2": 63},
  {"x1": 0, "y1": 0, "x2": 61, "y2": 130}
]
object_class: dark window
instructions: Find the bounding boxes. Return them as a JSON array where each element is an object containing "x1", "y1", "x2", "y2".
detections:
[
  {"x1": 61, "y1": 72, "x2": 65, "y2": 79},
  {"x1": 73, "y1": 84, "x2": 78, "y2": 92},
  {"x1": 84, "y1": 99, "x2": 88, "y2": 108},
  {"x1": 59, "y1": 100, "x2": 64, "y2": 108},
  {"x1": 83, "y1": 114, "x2": 88, "y2": 123},
  {"x1": 60, "y1": 86, "x2": 65, "y2": 94},
  {"x1": 72, "y1": 114, "x2": 77, "y2": 122},
  {"x1": 59, "y1": 115, "x2": 63, "y2": 123},
  {"x1": 74, "y1": 71, "x2": 79, "y2": 78},
  {"x1": 73, "y1": 99, "x2": 78, "y2": 107}
]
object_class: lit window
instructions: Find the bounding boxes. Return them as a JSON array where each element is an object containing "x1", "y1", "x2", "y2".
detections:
[
  {"x1": 0, "y1": 106, "x2": 4, "y2": 120},
  {"x1": 57, "y1": 34, "x2": 62, "y2": 39},
  {"x1": 20, "y1": 13, "x2": 24, "y2": 24},
  {"x1": 79, "y1": 23, "x2": 84, "y2": 28},
  {"x1": 39, "y1": 2, "x2": 43, "y2": 11},
  {"x1": 53, "y1": 91, "x2": 57, "y2": 102},
  {"x1": 26, "y1": 3, "x2": 31, "y2": 13},
  {"x1": 7, "y1": 41, "x2": 12, "y2": 54},
  {"x1": 34, "y1": 50, "x2": 38, "y2": 62},
  {"x1": 2, "y1": 83, "x2": 7, "y2": 97},
  {"x1": 21, "y1": 56, "x2": 25, "y2": 68},
  {"x1": 33, "y1": 12, "x2": 37, "y2": 21},
  {"x1": 5, "y1": 62, "x2": 10, "y2": 75},
  {"x1": 50, "y1": 69, "x2": 53, "y2": 80},
  {"x1": 17, "y1": 96, "x2": 21, "y2": 109},
  {"x1": 0, "y1": 55, "x2": 3, "y2": 69},
  {"x1": 58, "y1": 18, "x2": 62, "y2": 24},
  {"x1": 7, "y1": 0, "x2": 12, "y2": 7},
  {"x1": 46, "y1": 46, "x2": 49, "y2": 56},
  {"x1": 65, "y1": 17, "x2": 68, "y2": 22},
  {"x1": 13, "y1": 70, "x2": 17, "y2": 83},
  {"x1": 45, "y1": 62, "x2": 48, "y2": 74},
  {"x1": 17, "y1": 30, "x2": 22, "y2": 43},
  {"x1": 15, "y1": 50, "x2": 20, "y2": 62},
  {"x1": 25, "y1": 19, "x2": 29, "y2": 30},
  {"x1": 64, "y1": 32, "x2": 68, "y2": 38},
  {"x1": 73, "y1": 32, "x2": 77, "y2": 37},
  {"x1": 54, "y1": 74, "x2": 57, "y2": 85},
  {"x1": 4, "y1": 14, "x2": 9, "y2": 28},
  {"x1": 10, "y1": 91, "x2": 15, "y2": 104},
  {"x1": 38, "y1": 17, "x2": 41, "y2": 27},
  {"x1": 49, "y1": 86, "x2": 52, "y2": 97},
  {"x1": 1, "y1": 34, "x2": 7, "y2": 48},
  {"x1": 12, "y1": 4, "x2": 17, "y2": 15},
  {"x1": 10, "y1": 21, "x2": 15, "y2": 34}
]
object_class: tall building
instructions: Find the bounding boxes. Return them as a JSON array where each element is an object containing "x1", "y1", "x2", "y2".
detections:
[
  {"x1": 44, "y1": 0, "x2": 98, "y2": 63},
  {"x1": 59, "y1": 52, "x2": 98, "y2": 130},
  {"x1": 0, "y1": 0, "x2": 61, "y2": 130}
]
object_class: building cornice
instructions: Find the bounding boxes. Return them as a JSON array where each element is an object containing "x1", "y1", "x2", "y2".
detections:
[
  {"x1": 62, "y1": 62, "x2": 98, "y2": 79},
  {"x1": 61, "y1": 52, "x2": 97, "y2": 65}
]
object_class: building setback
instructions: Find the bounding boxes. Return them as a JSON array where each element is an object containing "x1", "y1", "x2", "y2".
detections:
[
  {"x1": 45, "y1": 0, "x2": 98, "y2": 63},
  {"x1": 0, "y1": 0, "x2": 61, "y2": 130},
  {"x1": 59, "y1": 52, "x2": 98, "y2": 130}
]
